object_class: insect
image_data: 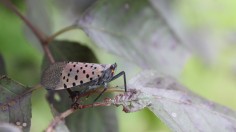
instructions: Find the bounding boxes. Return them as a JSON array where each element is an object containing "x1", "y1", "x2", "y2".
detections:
[{"x1": 41, "y1": 62, "x2": 127, "y2": 101}]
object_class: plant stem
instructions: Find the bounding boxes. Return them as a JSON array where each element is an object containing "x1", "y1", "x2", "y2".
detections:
[
  {"x1": 1, "y1": 0, "x2": 46, "y2": 44},
  {"x1": 43, "y1": 45, "x2": 55, "y2": 63},
  {"x1": 46, "y1": 25, "x2": 78, "y2": 44},
  {"x1": 45, "y1": 108, "x2": 75, "y2": 132},
  {"x1": 1, "y1": 0, "x2": 55, "y2": 64},
  {"x1": 0, "y1": 83, "x2": 42, "y2": 111},
  {"x1": 45, "y1": 87, "x2": 126, "y2": 131},
  {"x1": 45, "y1": 101, "x2": 112, "y2": 132}
]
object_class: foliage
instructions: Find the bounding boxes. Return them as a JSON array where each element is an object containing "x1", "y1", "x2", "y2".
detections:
[
  {"x1": 0, "y1": 76, "x2": 32, "y2": 132},
  {"x1": 0, "y1": 0, "x2": 236, "y2": 132}
]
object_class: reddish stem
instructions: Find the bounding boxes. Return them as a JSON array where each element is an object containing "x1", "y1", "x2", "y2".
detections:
[
  {"x1": 43, "y1": 45, "x2": 55, "y2": 63},
  {"x1": 1, "y1": 0, "x2": 46, "y2": 44},
  {"x1": 1, "y1": 0, "x2": 55, "y2": 64},
  {"x1": 45, "y1": 100, "x2": 112, "y2": 132}
]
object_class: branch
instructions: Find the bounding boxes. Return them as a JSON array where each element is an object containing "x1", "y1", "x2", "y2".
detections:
[
  {"x1": 24, "y1": 84, "x2": 42, "y2": 94},
  {"x1": 45, "y1": 108, "x2": 75, "y2": 132},
  {"x1": 46, "y1": 25, "x2": 78, "y2": 44},
  {"x1": 45, "y1": 101, "x2": 112, "y2": 132},
  {"x1": 0, "y1": 83, "x2": 42, "y2": 110},
  {"x1": 45, "y1": 89, "x2": 136, "y2": 132},
  {"x1": 45, "y1": 88, "x2": 124, "y2": 132},
  {"x1": 42, "y1": 45, "x2": 55, "y2": 63},
  {"x1": 1, "y1": 0, "x2": 45, "y2": 44},
  {"x1": 1, "y1": 0, "x2": 55, "y2": 63}
]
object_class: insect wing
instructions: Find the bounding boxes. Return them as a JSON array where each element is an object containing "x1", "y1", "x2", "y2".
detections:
[
  {"x1": 41, "y1": 62, "x2": 67, "y2": 90},
  {"x1": 61, "y1": 62, "x2": 110, "y2": 89},
  {"x1": 41, "y1": 62, "x2": 112, "y2": 90}
]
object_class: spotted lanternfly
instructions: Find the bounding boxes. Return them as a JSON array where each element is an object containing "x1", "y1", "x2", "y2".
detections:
[{"x1": 41, "y1": 62, "x2": 127, "y2": 100}]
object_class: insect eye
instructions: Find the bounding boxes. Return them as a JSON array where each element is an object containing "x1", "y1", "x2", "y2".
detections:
[{"x1": 110, "y1": 65, "x2": 115, "y2": 70}]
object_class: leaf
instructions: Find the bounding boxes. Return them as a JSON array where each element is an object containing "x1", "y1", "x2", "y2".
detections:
[
  {"x1": 0, "y1": 76, "x2": 32, "y2": 132},
  {"x1": 78, "y1": 0, "x2": 191, "y2": 77},
  {"x1": 42, "y1": 40, "x2": 118, "y2": 132},
  {"x1": 0, "y1": 123, "x2": 22, "y2": 132},
  {"x1": 54, "y1": 0, "x2": 98, "y2": 19},
  {"x1": 44, "y1": 40, "x2": 98, "y2": 64},
  {"x1": 113, "y1": 71, "x2": 236, "y2": 131}
]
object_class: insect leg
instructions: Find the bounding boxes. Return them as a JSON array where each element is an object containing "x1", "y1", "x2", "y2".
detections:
[
  {"x1": 93, "y1": 83, "x2": 108, "y2": 102},
  {"x1": 66, "y1": 89, "x2": 77, "y2": 101},
  {"x1": 93, "y1": 71, "x2": 127, "y2": 102},
  {"x1": 110, "y1": 71, "x2": 127, "y2": 92}
]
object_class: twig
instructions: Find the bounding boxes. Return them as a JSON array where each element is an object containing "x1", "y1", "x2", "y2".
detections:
[
  {"x1": 46, "y1": 25, "x2": 78, "y2": 44},
  {"x1": 24, "y1": 84, "x2": 42, "y2": 94},
  {"x1": 45, "y1": 88, "x2": 125, "y2": 132},
  {"x1": 79, "y1": 87, "x2": 124, "y2": 98},
  {"x1": 45, "y1": 108, "x2": 75, "y2": 132},
  {"x1": 1, "y1": 0, "x2": 55, "y2": 64},
  {"x1": 0, "y1": 83, "x2": 42, "y2": 111},
  {"x1": 1, "y1": 0, "x2": 46, "y2": 44},
  {"x1": 46, "y1": 89, "x2": 136, "y2": 131},
  {"x1": 45, "y1": 101, "x2": 112, "y2": 132},
  {"x1": 43, "y1": 45, "x2": 55, "y2": 63}
]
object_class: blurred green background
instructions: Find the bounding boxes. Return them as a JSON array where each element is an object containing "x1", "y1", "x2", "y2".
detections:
[{"x1": 0, "y1": 0, "x2": 236, "y2": 132}]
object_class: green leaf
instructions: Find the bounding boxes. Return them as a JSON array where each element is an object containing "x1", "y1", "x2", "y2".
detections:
[
  {"x1": 45, "y1": 40, "x2": 98, "y2": 63},
  {"x1": 0, "y1": 76, "x2": 32, "y2": 132},
  {"x1": 115, "y1": 71, "x2": 236, "y2": 131},
  {"x1": 79, "y1": 0, "x2": 190, "y2": 77},
  {"x1": 42, "y1": 40, "x2": 118, "y2": 132}
]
